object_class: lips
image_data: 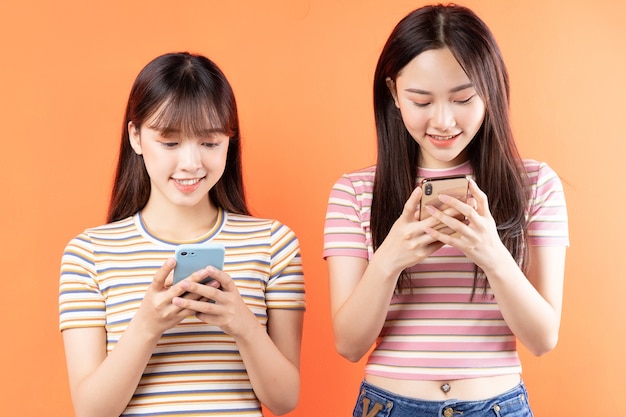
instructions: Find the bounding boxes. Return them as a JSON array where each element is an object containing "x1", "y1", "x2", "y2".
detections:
[
  {"x1": 427, "y1": 132, "x2": 461, "y2": 147},
  {"x1": 174, "y1": 178, "x2": 201, "y2": 186},
  {"x1": 427, "y1": 132, "x2": 460, "y2": 141},
  {"x1": 172, "y1": 176, "x2": 205, "y2": 193}
]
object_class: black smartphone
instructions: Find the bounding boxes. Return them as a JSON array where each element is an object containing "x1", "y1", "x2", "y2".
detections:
[{"x1": 173, "y1": 243, "x2": 225, "y2": 285}]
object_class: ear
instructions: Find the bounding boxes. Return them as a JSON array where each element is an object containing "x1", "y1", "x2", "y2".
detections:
[
  {"x1": 386, "y1": 77, "x2": 400, "y2": 109},
  {"x1": 128, "y1": 121, "x2": 143, "y2": 155}
]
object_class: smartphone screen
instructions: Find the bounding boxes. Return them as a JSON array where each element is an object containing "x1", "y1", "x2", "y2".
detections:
[
  {"x1": 173, "y1": 243, "x2": 225, "y2": 285},
  {"x1": 419, "y1": 175, "x2": 469, "y2": 224}
]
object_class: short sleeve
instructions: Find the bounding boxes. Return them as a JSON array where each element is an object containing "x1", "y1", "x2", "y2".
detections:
[
  {"x1": 323, "y1": 174, "x2": 372, "y2": 259},
  {"x1": 59, "y1": 233, "x2": 106, "y2": 330},
  {"x1": 265, "y1": 222, "x2": 306, "y2": 310},
  {"x1": 526, "y1": 161, "x2": 570, "y2": 247}
]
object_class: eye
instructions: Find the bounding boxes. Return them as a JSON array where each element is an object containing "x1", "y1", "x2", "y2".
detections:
[
  {"x1": 201, "y1": 142, "x2": 220, "y2": 148},
  {"x1": 200, "y1": 134, "x2": 229, "y2": 148},
  {"x1": 455, "y1": 95, "x2": 475, "y2": 105},
  {"x1": 412, "y1": 101, "x2": 431, "y2": 108},
  {"x1": 161, "y1": 141, "x2": 178, "y2": 148}
]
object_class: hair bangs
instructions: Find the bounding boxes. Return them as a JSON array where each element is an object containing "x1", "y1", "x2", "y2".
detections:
[{"x1": 148, "y1": 91, "x2": 235, "y2": 139}]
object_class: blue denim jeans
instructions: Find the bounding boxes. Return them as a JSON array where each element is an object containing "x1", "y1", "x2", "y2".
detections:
[{"x1": 353, "y1": 379, "x2": 533, "y2": 417}]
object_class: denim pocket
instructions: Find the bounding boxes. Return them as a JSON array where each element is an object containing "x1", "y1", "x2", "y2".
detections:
[
  {"x1": 491, "y1": 393, "x2": 533, "y2": 417},
  {"x1": 353, "y1": 387, "x2": 394, "y2": 417}
]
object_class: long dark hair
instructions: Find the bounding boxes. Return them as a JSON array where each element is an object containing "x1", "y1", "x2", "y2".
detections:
[
  {"x1": 107, "y1": 52, "x2": 249, "y2": 223},
  {"x1": 371, "y1": 4, "x2": 529, "y2": 295}
]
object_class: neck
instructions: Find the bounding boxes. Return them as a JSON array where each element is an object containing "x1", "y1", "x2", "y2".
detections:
[
  {"x1": 140, "y1": 198, "x2": 220, "y2": 242},
  {"x1": 418, "y1": 151, "x2": 470, "y2": 170}
]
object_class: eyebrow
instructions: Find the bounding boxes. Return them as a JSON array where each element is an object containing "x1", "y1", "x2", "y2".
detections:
[
  {"x1": 152, "y1": 126, "x2": 227, "y2": 138},
  {"x1": 404, "y1": 83, "x2": 475, "y2": 95}
]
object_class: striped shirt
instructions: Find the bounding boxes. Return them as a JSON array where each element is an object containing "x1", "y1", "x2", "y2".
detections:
[
  {"x1": 323, "y1": 159, "x2": 569, "y2": 380},
  {"x1": 59, "y1": 208, "x2": 305, "y2": 416}
]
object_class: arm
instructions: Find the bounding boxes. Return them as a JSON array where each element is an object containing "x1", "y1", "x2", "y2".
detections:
[
  {"x1": 480, "y1": 244, "x2": 565, "y2": 356},
  {"x1": 63, "y1": 321, "x2": 160, "y2": 417},
  {"x1": 328, "y1": 256, "x2": 395, "y2": 362},
  {"x1": 239, "y1": 308, "x2": 304, "y2": 415},
  {"x1": 328, "y1": 187, "x2": 448, "y2": 362},
  {"x1": 63, "y1": 259, "x2": 210, "y2": 417},
  {"x1": 424, "y1": 179, "x2": 567, "y2": 356},
  {"x1": 176, "y1": 271, "x2": 303, "y2": 415}
]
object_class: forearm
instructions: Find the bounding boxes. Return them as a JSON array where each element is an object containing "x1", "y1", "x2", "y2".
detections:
[
  {"x1": 331, "y1": 258, "x2": 399, "y2": 362},
  {"x1": 67, "y1": 322, "x2": 160, "y2": 417},
  {"x1": 483, "y1": 246, "x2": 562, "y2": 356},
  {"x1": 235, "y1": 324, "x2": 301, "y2": 415}
]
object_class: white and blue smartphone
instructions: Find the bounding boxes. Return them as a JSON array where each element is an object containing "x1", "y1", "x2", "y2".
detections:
[{"x1": 173, "y1": 243, "x2": 225, "y2": 285}]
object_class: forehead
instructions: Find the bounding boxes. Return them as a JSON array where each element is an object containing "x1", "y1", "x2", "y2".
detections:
[
  {"x1": 145, "y1": 98, "x2": 229, "y2": 137},
  {"x1": 396, "y1": 48, "x2": 471, "y2": 90}
]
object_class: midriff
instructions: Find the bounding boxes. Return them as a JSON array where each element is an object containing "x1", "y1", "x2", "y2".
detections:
[{"x1": 365, "y1": 373, "x2": 521, "y2": 401}]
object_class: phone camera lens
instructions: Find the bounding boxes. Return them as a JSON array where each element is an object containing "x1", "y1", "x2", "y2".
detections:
[
  {"x1": 425, "y1": 184, "x2": 433, "y2": 195},
  {"x1": 180, "y1": 251, "x2": 188, "y2": 256}
]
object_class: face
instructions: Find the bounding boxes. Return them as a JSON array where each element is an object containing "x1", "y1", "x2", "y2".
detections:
[
  {"x1": 129, "y1": 115, "x2": 230, "y2": 213},
  {"x1": 387, "y1": 47, "x2": 486, "y2": 169}
]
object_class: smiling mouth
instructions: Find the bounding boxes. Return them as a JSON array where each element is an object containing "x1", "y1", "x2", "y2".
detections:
[
  {"x1": 173, "y1": 177, "x2": 203, "y2": 186},
  {"x1": 428, "y1": 133, "x2": 461, "y2": 141}
]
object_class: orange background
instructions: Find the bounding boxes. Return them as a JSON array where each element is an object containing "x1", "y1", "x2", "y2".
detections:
[{"x1": 1, "y1": 1, "x2": 624, "y2": 416}]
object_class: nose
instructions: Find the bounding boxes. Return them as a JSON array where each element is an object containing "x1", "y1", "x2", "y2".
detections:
[
  {"x1": 179, "y1": 142, "x2": 202, "y2": 170},
  {"x1": 430, "y1": 102, "x2": 456, "y2": 131}
]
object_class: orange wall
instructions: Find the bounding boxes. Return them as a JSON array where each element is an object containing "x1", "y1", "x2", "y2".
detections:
[{"x1": 0, "y1": 1, "x2": 624, "y2": 415}]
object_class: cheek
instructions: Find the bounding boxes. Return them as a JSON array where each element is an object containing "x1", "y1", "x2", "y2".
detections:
[
  {"x1": 457, "y1": 106, "x2": 485, "y2": 129},
  {"x1": 469, "y1": 101, "x2": 486, "y2": 124},
  {"x1": 141, "y1": 149, "x2": 176, "y2": 176},
  {"x1": 204, "y1": 148, "x2": 229, "y2": 171},
  {"x1": 139, "y1": 149, "x2": 158, "y2": 173},
  {"x1": 399, "y1": 107, "x2": 428, "y2": 132}
]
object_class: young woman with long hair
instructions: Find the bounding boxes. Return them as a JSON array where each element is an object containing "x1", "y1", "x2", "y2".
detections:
[
  {"x1": 60, "y1": 52, "x2": 305, "y2": 417},
  {"x1": 324, "y1": 5, "x2": 568, "y2": 416}
]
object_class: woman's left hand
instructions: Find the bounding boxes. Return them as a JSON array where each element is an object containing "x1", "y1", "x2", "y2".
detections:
[
  {"x1": 423, "y1": 178, "x2": 510, "y2": 272},
  {"x1": 171, "y1": 267, "x2": 258, "y2": 338}
]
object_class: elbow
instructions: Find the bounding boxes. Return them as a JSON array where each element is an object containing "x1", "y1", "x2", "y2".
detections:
[
  {"x1": 73, "y1": 407, "x2": 111, "y2": 417},
  {"x1": 331, "y1": 320, "x2": 371, "y2": 362},
  {"x1": 71, "y1": 398, "x2": 108, "y2": 417},
  {"x1": 528, "y1": 334, "x2": 559, "y2": 357},
  {"x1": 73, "y1": 406, "x2": 118, "y2": 417},
  {"x1": 334, "y1": 339, "x2": 366, "y2": 363},
  {"x1": 265, "y1": 393, "x2": 299, "y2": 416},
  {"x1": 269, "y1": 405, "x2": 296, "y2": 416},
  {"x1": 338, "y1": 349, "x2": 364, "y2": 363}
]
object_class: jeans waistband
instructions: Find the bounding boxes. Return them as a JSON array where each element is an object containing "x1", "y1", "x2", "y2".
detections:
[{"x1": 355, "y1": 379, "x2": 532, "y2": 417}]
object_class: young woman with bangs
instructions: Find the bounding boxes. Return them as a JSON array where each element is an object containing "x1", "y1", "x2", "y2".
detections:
[
  {"x1": 324, "y1": 5, "x2": 568, "y2": 416},
  {"x1": 59, "y1": 52, "x2": 305, "y2": 417}
]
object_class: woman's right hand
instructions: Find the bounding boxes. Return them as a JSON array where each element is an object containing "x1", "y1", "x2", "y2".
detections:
[
  {"x1": 328, "y1": 186, "x2": 463, "y2": 361},
  {"x1": 372, "y1": 186, "x2": 450, "y2": 275},
  {"x1": 133, "y1": 258, "x2": 215, "y2": 338}
]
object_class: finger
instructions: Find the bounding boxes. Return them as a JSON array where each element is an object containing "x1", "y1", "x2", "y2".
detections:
[
  {"x1": 164, "y1": 272, "x2": 174, "y2": 288},
  {"x1": 175, "y1": 278, "x2": 219, "y2": 303},
  {"x1": 424, "y1": 224, "x2": 462, "y2": 245},
  {"x1": 421, "y1": 203, "x2": 456, "y2": 231},
  {"x1": 205, "y1": 268, "x2": 234, "y2": 293},
  {"x1": 468, "y1": 179, "x2": 489, "y2": 214},
  {"x1": 184, "y1": 265, "x2": 220, "y2": 287},
  {"x1": 467, "y1": 197, "x2": 478, "y2": 212},
  {"x1": 152, "y1": 258, "x2": 176, "y2": 289},
  {"x1": 403, "y1": 187, "x2": 423, "y2": 220},
  {"x1": 436, "y1": 191, "x2": 469, "y2": 213},
  {"x1": 169, "y1": 264, "x2": 212, "y2": 297},
  {"x1": 173, "y1": 293, "x2": 218, "y2": 312},
  {"x1": 425, "y1": 204, "x2": 466, "y2": 231}
]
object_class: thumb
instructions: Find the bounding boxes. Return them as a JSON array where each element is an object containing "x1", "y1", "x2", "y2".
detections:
[
  {"x1": 403, "y1": 186, "x2": 423, "y2": 220},
  {"x1": 152, "y1": 258, "x2": 176, "y2": 289}
]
